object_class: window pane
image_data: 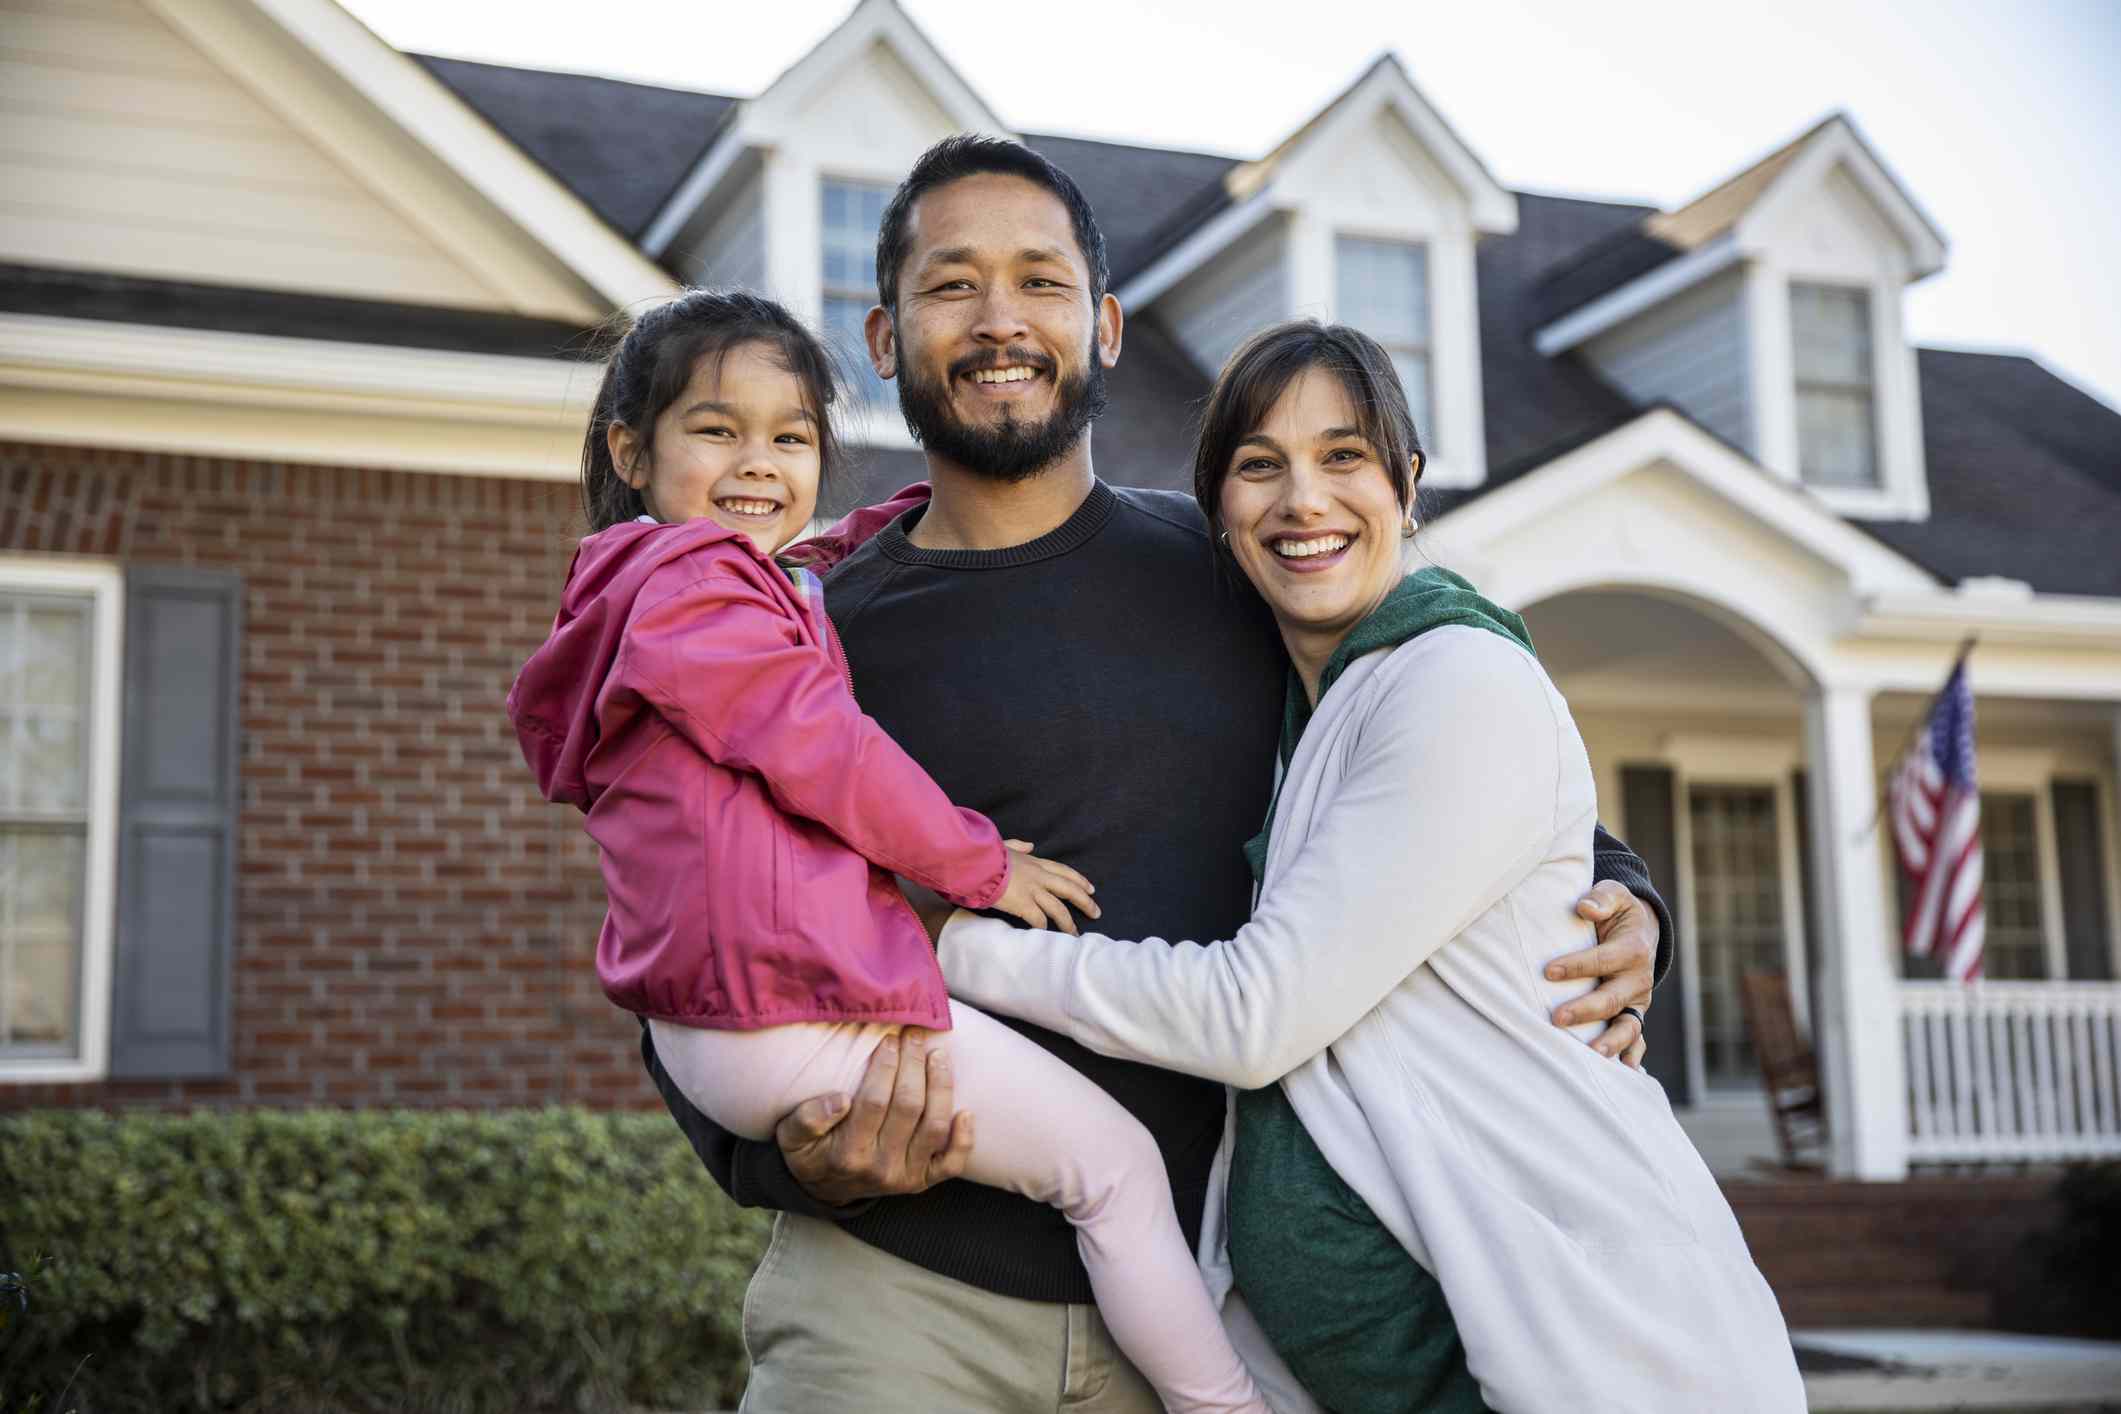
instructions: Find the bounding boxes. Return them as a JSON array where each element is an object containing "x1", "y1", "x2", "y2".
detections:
[
  {"x1": 821, "y1": 179, "x2": 893, "y2": 408},
  {"x1": 1335, "y1": 237, "x2": 1429, "y2": 348},
  {"x1": 1797, "y1": 388, "x2": 1879, "y2": 489},
  {"x1": 1690, "y1": 785, "x2": 1788, "y2": 1089},
  {"x1": 1, "y1": 595, "x2": 91, "y2": 816},
  {"x1": 824, "y1": 295, "x2": 888, "y2": 407},
  {"x1": 2, "y1": 827, "x2": 86, "y2": 1054},
  {"x1": 1391, "y1": 350, "x2": 1434, "y2": 451},
  {"x1": 820, "y1": 178, "x2": 889, "y2": 298},
  {"x1": 1791, "y1": 284, "x2": 1872, "y2": 387},
  {"x1": 1981, "y1": 793, "x2": 2047, "y2": 980}
]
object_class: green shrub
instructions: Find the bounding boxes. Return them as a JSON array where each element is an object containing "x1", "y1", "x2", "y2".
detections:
[{"x1": 0, "y1": 1108, "x2": 772, "y2": 1413}]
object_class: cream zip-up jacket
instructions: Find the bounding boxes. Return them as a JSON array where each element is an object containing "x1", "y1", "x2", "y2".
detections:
[{"x1": 939, "y1": 626, "x2": 1804, "y2": 1412}]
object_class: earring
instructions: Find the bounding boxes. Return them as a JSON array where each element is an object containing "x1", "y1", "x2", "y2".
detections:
[
  {"x1": 1401, "y1": 515, "x2": 1418, "y2": 539},
  {"x1": 1218, "y1": 530, "x2": 1230, "y2": 547}
]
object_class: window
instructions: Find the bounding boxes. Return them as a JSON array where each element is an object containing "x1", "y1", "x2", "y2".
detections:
[
  {"x1": 0, "y1": 567, "x2": 116, "y2": 1072},
  {"x1": 1688, "y1": 785, "x2": 1787, "y2": 1089},
  {"x1": 821, "y1": 179, "x2": 892, "y2": 405},
  {"x1": 1980, "y1": 792, "x2": 2048, "y2": 980},
  {"x1": 1791, "y1": 283, "x2": 1877, "y2": 489},
  {"x1": 1335, "y1": 237, "x2": 1433, "y2": 452}
]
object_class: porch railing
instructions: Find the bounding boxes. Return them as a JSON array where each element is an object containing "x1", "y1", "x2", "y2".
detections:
[{"x1": 1900, "y1": 980, "x2": 2121, "y2": 1163}]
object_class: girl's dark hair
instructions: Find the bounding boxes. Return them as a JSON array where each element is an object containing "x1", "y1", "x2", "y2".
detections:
[
  {"x1": 581, "y1": 288, "x2": 846, "y2": 532},
  {"x1": 1192, "y1": 320, "x2": 1426, "y2": 545}
]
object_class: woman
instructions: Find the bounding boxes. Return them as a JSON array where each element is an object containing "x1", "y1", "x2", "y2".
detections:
[{"x1": 920, "y1": 322, "x2": 1804, "y2": 1411}]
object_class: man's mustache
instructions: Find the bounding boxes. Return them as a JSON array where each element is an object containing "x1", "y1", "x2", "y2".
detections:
[{"x1": 948, "y1": 347, "x2": 1058, "y2": 380}]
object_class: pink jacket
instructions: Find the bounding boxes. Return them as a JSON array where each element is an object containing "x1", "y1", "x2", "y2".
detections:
[{"x1": 507, "y1": 486, "x2": 1004, "y2": 1030}]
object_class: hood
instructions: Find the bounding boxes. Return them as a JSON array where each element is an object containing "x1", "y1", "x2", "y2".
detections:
[
  {"x1": 508, "y1": 517, "x2": 761, "y2": 810},
  {"x1": 509, "y1": 490, "x2": 928, "y2": 810},
  {"x1": 1245, "y1": 566, "x2": 1535, "y2": 883}
]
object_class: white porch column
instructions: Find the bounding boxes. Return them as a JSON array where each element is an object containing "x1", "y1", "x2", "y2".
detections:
[{"x1": 1803, "y1": 684, "x2": 1910, "y2": 1179}]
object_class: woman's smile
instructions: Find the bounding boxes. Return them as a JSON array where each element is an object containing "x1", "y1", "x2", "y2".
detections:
[{"x1": 1218, "y1": 367, "x2": 1410, "y2": 691}]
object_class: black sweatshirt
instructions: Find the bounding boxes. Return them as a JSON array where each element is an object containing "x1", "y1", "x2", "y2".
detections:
[{"x1": 641, "y1": 479, "x2": 1675, "y2": 1304}]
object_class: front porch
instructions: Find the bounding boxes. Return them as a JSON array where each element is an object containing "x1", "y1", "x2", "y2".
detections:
[{"x1": 1428, "y1": 408, "x2": 2121, "y2": 1181}]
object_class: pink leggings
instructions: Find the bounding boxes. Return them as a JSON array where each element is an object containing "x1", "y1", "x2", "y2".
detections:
[{"x1": 650, "y1": 1002, "x2": 1265, "y2": 1414}]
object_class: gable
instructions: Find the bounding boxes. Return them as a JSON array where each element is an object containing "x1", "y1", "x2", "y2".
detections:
[
  {"x1": 1750, "y1": 162, "x2": 1910, "y2": 283},
  {"x1": 2, "y1": 0, "x2": 624, "y2": 322},
  {"x1": 1431, "y1": 409, "x2": 1935, "y2": 628},
  {"x1": 1275, "y1": 106, "x2": 1462, "y2": 238},
  {"x1": 789, "y1": 39, "x2": 961, "y2": 173}
]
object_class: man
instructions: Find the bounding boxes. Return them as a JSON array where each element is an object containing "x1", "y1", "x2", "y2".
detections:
[{"x1": 644, "y1": 135, "x2": 1669, "y2": 1412}]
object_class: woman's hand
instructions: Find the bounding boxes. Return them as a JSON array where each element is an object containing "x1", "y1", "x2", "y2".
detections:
[
  {"x1": 1547, "y1": 881, "x2": 1656, "y2": 1068},
  {"x1": 991, "y1": 840, "x2": 1100, "y2": 935}
]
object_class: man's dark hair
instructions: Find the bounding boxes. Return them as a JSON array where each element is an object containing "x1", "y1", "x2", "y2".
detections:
[
  {"x1": 1193, "y1": 320, "x2": 1427, "y2": 546},
  {"x1": 874, "y1": 135, "x2": 1110, "y2": 312}
]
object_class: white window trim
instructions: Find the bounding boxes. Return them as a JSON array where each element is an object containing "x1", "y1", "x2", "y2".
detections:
[
  {"x1": 816, "y1": 170, "x2": 918, "y2": 452},
  {"x1": 1976, "y1": 747, "x2": 2073, "y2": 981},
  {"x1": 1745, "y1": 263, "x2": 1928, "y2": 521},
  {"x1": 1305, "y1": 216, "x2": 1486, "y2": 490},
  {"x1": 1331, "y1": 231, "x2": 1435, "y2": 453},
  {"x1": 1658, "y1": 735, "x2": 1811, "y2": 1106},
  {"x1": 0, "y1": 555, "x2": 123, "y2": 1084}
]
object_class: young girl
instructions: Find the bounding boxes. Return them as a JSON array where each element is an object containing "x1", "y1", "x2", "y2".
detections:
[{"x1": 507, "y1": 289, "x2": 1266, "y2": 1414}]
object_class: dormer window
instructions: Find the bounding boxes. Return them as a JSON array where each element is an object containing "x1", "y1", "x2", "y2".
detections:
[
  {"x1": 1335, "y1": 235, "x2": 1434, "y2": 448},
  {"x1": 822, "y1": 178, "x2": 891, "y2": 404},
  {"x1": 1791, "y1": 282, "x2": 1878, "y2": 489}
]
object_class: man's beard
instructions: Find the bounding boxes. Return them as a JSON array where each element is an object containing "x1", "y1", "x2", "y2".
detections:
[{"x1": 895, "y1": 339, "x2": 1109, "y2": 483}]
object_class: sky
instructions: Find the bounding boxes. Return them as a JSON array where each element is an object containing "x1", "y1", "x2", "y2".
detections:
[{"x1": 343, "y1": 0, "x2": 2121, "y2": 410}]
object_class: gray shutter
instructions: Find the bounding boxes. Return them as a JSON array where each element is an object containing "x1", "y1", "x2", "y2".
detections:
[
  {"x1": 108, "y1": 567, "x2": 242, "y2": 1078},
  {"x1": 2052, "y1": 781, "x2": 2114, "y2": 982},
  {"x1": 1620, "y1": 765, "x2": 1690, "y2": 1105}
]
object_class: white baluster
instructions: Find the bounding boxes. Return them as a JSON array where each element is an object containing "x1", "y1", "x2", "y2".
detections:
[{"x1": 1907, "y1": 1002, "x2": 1934, "y2": 1146}]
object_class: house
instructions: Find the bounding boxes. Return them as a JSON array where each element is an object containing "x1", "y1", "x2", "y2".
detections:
[{"x1": 4, "y1": 0, "x2": 2118, "y2": 1207}]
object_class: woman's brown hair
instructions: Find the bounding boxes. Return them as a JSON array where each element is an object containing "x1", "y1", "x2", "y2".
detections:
[{"x1": 1192, "y1": 320, "x2": 1426, "y2": 546}]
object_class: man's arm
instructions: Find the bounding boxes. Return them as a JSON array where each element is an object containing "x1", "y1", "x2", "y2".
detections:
[
  {"x1": 639, "y1": 1018, "x2": 973, "y2": 1212},
  {"x1": 1591, "y1": 822, "x2": 1675, "y2": 982}
]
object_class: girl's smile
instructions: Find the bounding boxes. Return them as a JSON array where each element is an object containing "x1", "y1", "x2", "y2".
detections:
[{"x1": 609, "y1": 341, "x2": 823, "y2": 555}]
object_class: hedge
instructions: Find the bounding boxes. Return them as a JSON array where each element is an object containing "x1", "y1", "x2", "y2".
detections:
[{"x1": 0, "y1": 1108, "x2": 772, "y2": 1414}]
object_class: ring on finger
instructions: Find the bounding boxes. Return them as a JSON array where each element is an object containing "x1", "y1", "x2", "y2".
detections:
[{"x1": 1617, "y1": 1005, "x2": 1645, "y2": 1028}]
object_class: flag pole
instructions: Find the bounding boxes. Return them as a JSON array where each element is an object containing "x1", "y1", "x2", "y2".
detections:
[{"x1": 1858, "y1": 633, "x2": 1979, "y2": 843}]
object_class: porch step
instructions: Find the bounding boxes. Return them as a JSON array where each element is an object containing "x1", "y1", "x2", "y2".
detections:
[{"x1": 1721, "y1": 1174, "x2": 2062, "y2": 1331}]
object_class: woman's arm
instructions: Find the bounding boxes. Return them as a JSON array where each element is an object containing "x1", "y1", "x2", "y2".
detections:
[
  {"x1": 937, "y1": 629, "x2": 1566, "y2": 1089},
  {"x1": 625, "y1": 556, "x2": 1008, "y2": 910}
]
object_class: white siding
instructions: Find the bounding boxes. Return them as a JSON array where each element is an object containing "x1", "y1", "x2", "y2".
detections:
[
  {"x1": 1162, "y1": 216, "x2": 1289, "y2": 377},
  {"x1": 671, "y1": 163, "x2": 768, "y2": 293},
  {"x1": 1584, "y1": 270, "x2": 1753, "y2": 453},
  {"x1": 0, "y1": 0, "x2": 511, "y2": 308}
]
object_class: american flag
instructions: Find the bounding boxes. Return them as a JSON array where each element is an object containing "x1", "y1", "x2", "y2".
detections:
[{"x1": 1887, "y1": 660, "x2": 1984, "y2": 980}]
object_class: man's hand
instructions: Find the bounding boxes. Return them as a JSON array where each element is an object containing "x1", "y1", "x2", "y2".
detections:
[
  {"x1": 774, "y1": 1027, "x2": 973, "y2": 1207},
  {"x1": 1546, "y1": 881, "x2": 1656, "y2": 1068}
]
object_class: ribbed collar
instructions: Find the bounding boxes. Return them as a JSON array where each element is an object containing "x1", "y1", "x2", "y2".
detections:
[{"x1": 876, "y1": 478, "x2": 1118, "y2": 570}]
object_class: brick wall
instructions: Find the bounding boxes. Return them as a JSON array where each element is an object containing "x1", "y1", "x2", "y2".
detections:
[{"x1": 1, "y1": 441, "x2": 653, "y2": 1111}]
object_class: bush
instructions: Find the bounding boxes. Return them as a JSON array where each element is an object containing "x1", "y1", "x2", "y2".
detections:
[{"x1": 0, "y1": 1108, "x2": 772, "y2": 1413}]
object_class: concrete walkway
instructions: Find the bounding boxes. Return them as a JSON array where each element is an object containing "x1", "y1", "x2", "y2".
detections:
[{"x1": 1796, "y1": 1329, "x2": 2121, "y2": 1411}]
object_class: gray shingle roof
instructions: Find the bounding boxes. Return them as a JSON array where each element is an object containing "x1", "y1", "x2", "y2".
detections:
[
  {"x1": 415, "y1": 55, "x2": 735, "y2": 239},
  {"x1": 1021, "y1": 134, "x2": 1240, "y2": 289},
  {"x1": 1849, "y1": 350, "x2": 2121, "y2": 596},
  {"x1": 411, "y1": 56, "x2": 2118, "y2": 597}
]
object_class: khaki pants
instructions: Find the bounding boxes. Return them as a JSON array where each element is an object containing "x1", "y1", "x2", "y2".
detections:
[{"x1": 738, "y1": 1213, "x2": 1163, "y2": 1414}]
